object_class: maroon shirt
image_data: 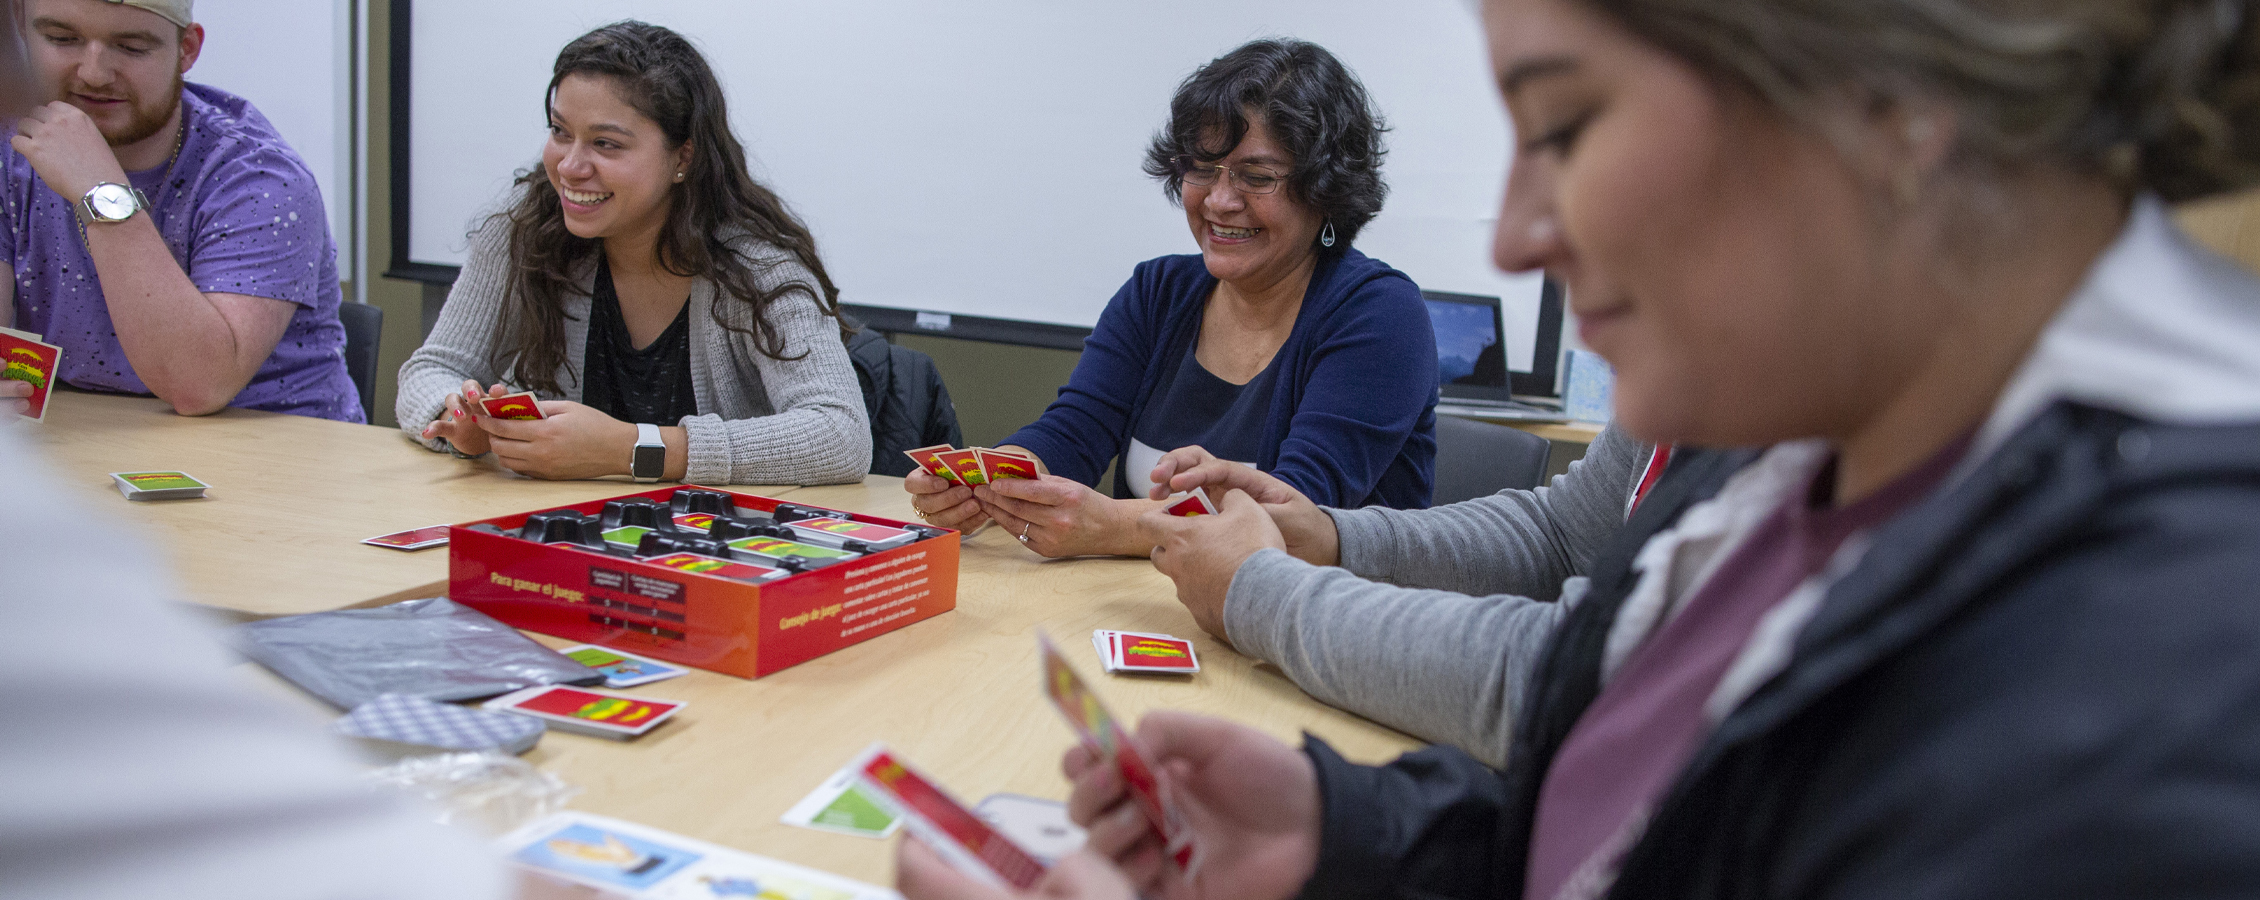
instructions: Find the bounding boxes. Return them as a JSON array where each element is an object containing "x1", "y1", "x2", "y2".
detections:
[{"x1": 1524, "y1": 439, "x2": 1968, "y2": 900}]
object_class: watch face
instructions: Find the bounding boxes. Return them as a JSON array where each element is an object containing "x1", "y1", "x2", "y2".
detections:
[
  {"x1": 87, "y1": 184, "x2": 138, "y2": 221},
  {"x1": 633, "y1": 443, "x2": 667, "y2": 478}
]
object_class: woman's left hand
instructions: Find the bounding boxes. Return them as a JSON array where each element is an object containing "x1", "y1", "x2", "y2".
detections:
[
  {"x1": 977, "y1": 476, "x2": 1150, "y2": 558},
  {"x1": 1142, "y1": 489, "x2": 1286, "y2": 641},
  {"x1": 479, "y1": 400, "x2": 642, "y2": 480}
]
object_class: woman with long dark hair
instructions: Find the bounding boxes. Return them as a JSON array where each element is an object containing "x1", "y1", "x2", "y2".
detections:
[{"x1": 398, "y1": 21, "x2": 867, "y2": 484}]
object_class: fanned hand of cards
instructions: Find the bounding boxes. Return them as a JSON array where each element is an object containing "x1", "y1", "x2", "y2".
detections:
[
  {"x1": 1038, "y1": 632, "x2": 1204, "y2": 873},
  {"x1": 0, "y1": 325, "x2": 60, "y2": 423},
  {"x1": 904, "y1": 443, "x2": 1038, "y2": 486},
  {"x1": 1092, "y1": 630, "x2": 1200, "y2": 674}
]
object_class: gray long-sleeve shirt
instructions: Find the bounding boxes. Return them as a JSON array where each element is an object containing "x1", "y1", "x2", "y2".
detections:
[{"x1": 1222, "y1": 423, "x2": 1648, "y2": 766}]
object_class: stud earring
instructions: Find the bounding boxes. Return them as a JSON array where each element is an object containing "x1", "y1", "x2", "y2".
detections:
[
  {"x1": 1319, "y1": 221, "x2": 1337, "y2": 248},
  {"x1": 673, "y1": 171, "x2": 686, "y2": 183}
]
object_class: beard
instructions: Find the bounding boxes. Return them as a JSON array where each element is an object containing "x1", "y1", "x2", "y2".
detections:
[{"x1": 62, "y1": 69, "x2": 183, "y2": 147}]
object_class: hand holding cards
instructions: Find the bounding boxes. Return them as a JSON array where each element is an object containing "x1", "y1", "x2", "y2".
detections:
[
  {"x1": 1038, "y1": 632, "x2": 1203, "y2": 872},
  {"x1": 1161, "y1": 486, "x2": 1218, "y2": 517},
  {"x1": 479, "y1": 390, "x2": 547, "y2": 420},
  {"x1": 0, "y1": 325, "x2": 60, "y2": 422}
]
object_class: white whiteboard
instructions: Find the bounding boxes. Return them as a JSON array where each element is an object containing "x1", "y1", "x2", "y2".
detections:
[
  {"x1": 408, "y1": 1, "x2": 1548, "y2": 369},
  {"x1": 182, "y1": 0, "x2": 354, "y2": 282}
]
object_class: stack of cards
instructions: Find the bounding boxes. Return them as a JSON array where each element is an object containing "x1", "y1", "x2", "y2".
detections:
[
  {"x1": 904, "y1": 443, "x2": 1038, "y2": 486},
  {"x1": 0, "y1": 325, "x2": 60, "y2": 423},
  {"x1": 479, "y1": 391, "x2": 547, "y2": 420},
  {"x1": 362, "y1": 525, "x2": 451, "y2": 551},
  {"x1": 333, "y1": 692, "x2": 544, "y2": 755},
  {"x1": 1037, "y1": 633, "x2": 1202, "y2": 872},
  {"x1": 501, "y1": 811, "x2": 894, "y2": 900},
  {"x1": 1160, "y1": 486, "x2": 1218, "y2": 517},
  {"x1": 110, "y1": 470, "x2": 208, "y2": 501},
  {"x1": 1091, "y1": 630, "x2": 1200, "y2": 675},
  {"x1": 849, "y1": 743, "x2": 1049, "y2": 889},
  {"x1": 561, "y1": 644, "x2": 688, "y2": 689},
  {"x1": 483, "y1": 684, "x2": 684, "y2": 740}
]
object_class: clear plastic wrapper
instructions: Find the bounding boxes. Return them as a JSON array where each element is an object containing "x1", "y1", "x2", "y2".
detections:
[
  {"x1": 231, "y1": 596, "x2": 604, "y2": 707},
  {"x1": 366, "y1": 751, "x2": 580, "y2": 836}
]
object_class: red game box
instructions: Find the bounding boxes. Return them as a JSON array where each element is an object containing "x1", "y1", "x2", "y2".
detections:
[{"x1": 448, "y1": 486, "x2": 958, "y2": 679}]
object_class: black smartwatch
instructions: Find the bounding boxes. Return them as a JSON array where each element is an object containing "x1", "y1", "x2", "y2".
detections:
[{"x1": 632, "y1": 423, "x2": 666, "y2": 483}]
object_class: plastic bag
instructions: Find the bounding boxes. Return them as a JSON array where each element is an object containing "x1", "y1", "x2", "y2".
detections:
[
  {"x1": 366, "y1": 751, "x2": 580, "y2": 836},
  {"x1": 232, "y1": 596, "x2": 603, "y2": 707}
]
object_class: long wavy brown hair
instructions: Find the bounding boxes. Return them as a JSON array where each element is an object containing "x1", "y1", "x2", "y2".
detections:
[{"x1": 490, "y1": 20, "x2": 844, "y2": 396}]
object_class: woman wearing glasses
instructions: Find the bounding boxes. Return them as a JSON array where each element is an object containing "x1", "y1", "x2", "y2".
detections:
[{"x1": 903, "y1": 39, "x2": 1439, "y2": 557}]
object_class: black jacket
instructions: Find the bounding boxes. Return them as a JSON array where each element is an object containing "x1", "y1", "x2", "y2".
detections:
[
  {"x1": 845, "y1": 325, "x2": 962, "y2": 477},
  {"x1": 1303, "y1": 401, "x2": 2260, "y2": 899}
]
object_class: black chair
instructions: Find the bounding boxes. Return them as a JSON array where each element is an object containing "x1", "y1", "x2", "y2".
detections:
[
  {"x1": 1431, "y1": 412, "x2": 1554, "y2": 505},
  {"x1": 338, "y1": 301, "x2": 382, "y2": 425}
]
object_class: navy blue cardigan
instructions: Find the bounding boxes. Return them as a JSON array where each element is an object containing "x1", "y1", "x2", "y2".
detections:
[{"x1": 1005, "y1": 250, "x2": 1438, "y2": 509}]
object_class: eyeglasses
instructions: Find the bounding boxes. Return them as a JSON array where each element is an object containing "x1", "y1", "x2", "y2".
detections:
[{"x1": 1175, "y1": 156, "x2": 1285, "y2": 195}]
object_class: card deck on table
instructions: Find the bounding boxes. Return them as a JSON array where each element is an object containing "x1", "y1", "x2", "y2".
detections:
[
  {"x1": 0, "y1": 326, "x2": 60, "y2": 423},
  {"x1": 852, "y1": 743, "x2": 1048, "y2": 889},
  {"x1": 109, "y1": 470, "x2": 208, "y2": 501},
  {"x1": 362, "y1": 525, "x2": 451, "y2": 551},
  {"x1": 561, "y1": 644, "x2": 689, "y2": 689},
  {"x1": 976, "y1": 448, "x2": 1040, "y2": 482},
  {"x1": 1160, "y1": 486, "x2": 1219, "y2": 517},
  {"x1": 726, "y1": 535, "x2": 858, "y2": 561},
  {"x1": 781, "y1": 750, "x2": 903, "y2": 838},
  {"x1": 905, "y1": 443, "x2": 961, "y2": 483},
  {"x1": 933, "y1": 448, "x2": 989, "y2": 486},
  {"x1": 784, "y1": 516, "x2": 917, "y2": 549},
  {"x1": 483, "y1": 684, "x2": 683, "y2": 740},
  {"x1": 500, "y1": 811, "x2": 896, "y2": 900},
  {"x1": 1091, "y1": 629, "x2": 1200, "y2": 674},
  {"x1": 975, "y1": 793, "x2": 1087, "y2": 865},
  {"x1": 479, "y1": 391, "x2": 547, "y2": 420},
  {"x1": 1038, "y1": 632, "x2": 1201, "y2": 872},
  {"x1": 640, "y1": 552, "x2": 787, "y2": 583}
]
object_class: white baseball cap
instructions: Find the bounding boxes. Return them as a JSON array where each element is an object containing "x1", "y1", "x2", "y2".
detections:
[{"x1": 103, "y1": 0, "x2": 193, "y2": 29}]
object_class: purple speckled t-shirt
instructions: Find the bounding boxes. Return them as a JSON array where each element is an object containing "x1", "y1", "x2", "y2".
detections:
[{"x1": 1, "y1": 82, "x2": 362, "y2": 422}]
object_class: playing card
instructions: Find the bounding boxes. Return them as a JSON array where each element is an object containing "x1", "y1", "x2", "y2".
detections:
[
  {"x1": 500, "y1": 811, "x2": 894, "y2": 900},
  {"x1": 603, "y1": 525, "x2": 654, "y2": 548},
  {"x1": 1161, "y1": 486, "x2": 1219, "y2": 517},
  {"x1": 784, "y1": 516, "x2": 917, "y2": 549},
  {"x1": 976, "y1": 794, "x2": 1087, "y2": 865},
  {"x1": 640, "y1": 552, "x2": 787, "y2": 583},
  {"x1": 904, "y1": 443, "x2": 961, "y2": 483},
  {"x1": 562, "y1": 644, "x2": 690, "y2": 689},
  {"x1": 479, "y1": 391, "x2": 547, "y2": 420},
  {"x1": 483, "y1": 684, "x2": 684, "y2": 740},
  {"x1": 109, "y1": 470, "x2": 208, "y2": 501},
  {"x1": 671, "y1": 513, "x2": 717, "y2": 532},
  {"x1": 362, "y1": 525, "x2": 451, "y2": 551},
  {"x1": 1037, "y1": 632, "x2": 1200, "y2": 871},
  {"x1": 1111, "y1": 631, "x2": 1199, "y2": 674},
  {"x1": 725, "y1": 535, "x2": 858, "y2": 561},
  {"x1": 852, "y1": 744, "x2": 1047, "y2": 889},
  {"x1": 976, "y1": 448, "x2": 1039, "y2": 482},
  {"x1": 781, "y1": 749, "x2": 903, "y2": 839},
  {"x1": 0, "y1": 327, "x2": 60, "y2": 423},
  {"x1": 933, "y1": 448, "x2": 988, "y2": 486}
]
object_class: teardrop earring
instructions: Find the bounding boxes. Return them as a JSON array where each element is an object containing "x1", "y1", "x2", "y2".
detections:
[{"x1": 1319, "y1": 221, "x2": 1337, "y2": 248}]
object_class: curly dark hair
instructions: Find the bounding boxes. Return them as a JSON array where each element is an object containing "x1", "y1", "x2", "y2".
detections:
[
  {"x1": 1143, "y1": 39, "x2": 1390, "y2": 256},
  {"x1": 489, "y1": 20, "x2": 844, "y2": 397}
]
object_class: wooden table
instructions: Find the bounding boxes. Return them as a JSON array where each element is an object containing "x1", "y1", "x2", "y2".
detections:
[{"x1": 32, "y1": 392, "x2": 1422, "y2": 886}]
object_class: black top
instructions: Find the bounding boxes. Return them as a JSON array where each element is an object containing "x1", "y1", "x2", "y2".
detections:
[
  {"x1": 581, "y1": 254, "x2": 697, "y2": 426},
  {"x1": 1123, "y1": 332, "x2": 1283, "y2": 498}
]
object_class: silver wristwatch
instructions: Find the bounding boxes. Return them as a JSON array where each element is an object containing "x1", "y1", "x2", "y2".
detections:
[
  {"x1": 79, "y1": 182, "x2": 149, "y2": 225},
  {"x1": 631, "y1": 422, "x2": 666, "y2": 483}
]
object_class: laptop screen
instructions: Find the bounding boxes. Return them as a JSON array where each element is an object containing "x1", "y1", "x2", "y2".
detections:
[{"x1": 1425, "y1": 293, "x2": 1513, "y2": 404}]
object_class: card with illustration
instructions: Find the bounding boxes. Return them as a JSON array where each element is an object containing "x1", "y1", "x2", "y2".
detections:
[
  {"x1": 1112, "y1": 631, "x2": 1199, "y2": 673},
  {"x1": 784, "y1": 516, "x2": 916, "y2": 548},
  {"x1": 110, "y1": 470, "x2": 209, "y2": 500},
  {"x1": 976, "y1": 449, "x2": 1039, "y2": 482},
  {"x1": 933, "y1": 448, "x2": 988, "y2": 486},
  {"x1": 0, "y1": 327, "x2": 60, "y2": 423},
  {"x1": 672, "y1": 513, "x2": 717, "y2": 532},
  {"x1": 853, "y1": 744, "x2": 1047, "y2": 889},
  {"x1": 485, "y1": 684, "x2": 684, "y2": 740},
  {"x1": 502, "y1": 812, "x2": 894, "y2": 900},
  {"x1": 642, "y1": 552, "x2": 786, "y2": 583},
  {"x1": 781, "y1": 750, "x2": 903, "y2": 839},
  {"x1": 904, "y1": 443, "x2": 961, "y2": 483},
  {"x1": 362, "y1": 525, "x2": 451, "y2": 551},
  {"x1": 726, "y1": 535, "x2": 857, "y2": 561},
  {"x1": 603, "y1": 525, "x2": 654, "y2": 548},
  {"x1": 562, "y1": 644, "x2": 689, "y2": 689},
  {"x1": 510, "y1": 818, "x2": 703, "y2": 890},
  {"x1": 479, "y1": 391, "x2": 547, "y2": 420},
  {"x1": 1160, "y1": 487, "x2": 1218, "y2": 517}
]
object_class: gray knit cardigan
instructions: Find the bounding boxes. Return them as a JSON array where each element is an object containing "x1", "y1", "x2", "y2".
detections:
[{"x1": 395, "y1": 215, "x2": 870, "y2": 485}]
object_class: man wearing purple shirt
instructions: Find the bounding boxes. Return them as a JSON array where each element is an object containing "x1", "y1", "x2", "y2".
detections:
[{"x1": 0, "y1": 0, "x2": 361, "y2": 423}]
